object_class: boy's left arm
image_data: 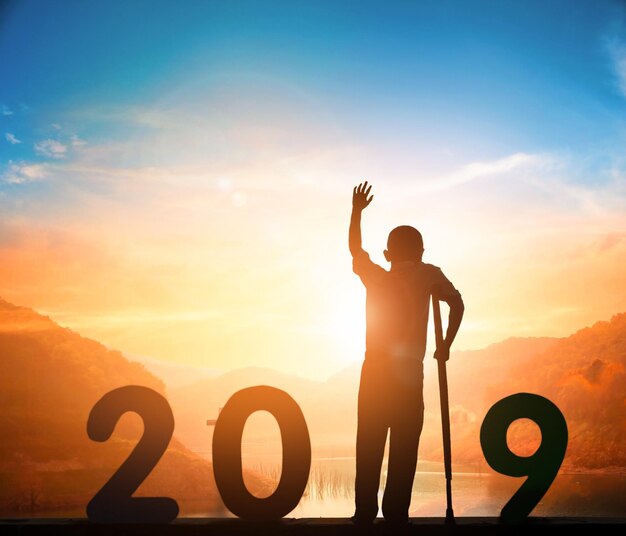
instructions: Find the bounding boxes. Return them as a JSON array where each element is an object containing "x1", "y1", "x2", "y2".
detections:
[{"x1": 435, "y1": 294, "x2": 464, "y2": 361}]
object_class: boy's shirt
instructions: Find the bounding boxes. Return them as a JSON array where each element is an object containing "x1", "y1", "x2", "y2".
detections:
[{"x1": 353, "y1": 250, "x2": 461, "y2": 362}]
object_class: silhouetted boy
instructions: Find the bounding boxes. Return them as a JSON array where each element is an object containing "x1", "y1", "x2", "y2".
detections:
[{"x1": 349, "y1": 182, "x2": 464, "y2": 525}]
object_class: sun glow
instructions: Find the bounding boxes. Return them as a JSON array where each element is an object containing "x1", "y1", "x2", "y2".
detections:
[{"x1": 319, "y1": 283, "x2": 366, "y2": 366}]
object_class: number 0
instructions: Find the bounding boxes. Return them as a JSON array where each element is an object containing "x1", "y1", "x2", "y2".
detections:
[
  {"x1": 212, "y1": 386, "x2": 311, "y2": 520},
  {"x1": 480, "y1": 392, "x2": 568, "y2": 525}
]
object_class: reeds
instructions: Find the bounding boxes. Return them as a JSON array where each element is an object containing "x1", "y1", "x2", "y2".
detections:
[{"x1": 246, "y1": 462, "x2": 355, "y2": 500}]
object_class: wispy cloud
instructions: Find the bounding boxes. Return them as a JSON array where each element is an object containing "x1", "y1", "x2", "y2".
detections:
[
  {"x1": 70, "y1": 135, "x2": 86, "y2": 147},
  {"x1": 408, "y1": 152, "x2": 557, "y2": 194},
  {"x1": 1, "y1": 161, "x2": 49, "y2": 184},
  {"x1": 5, "y1": 133, "x2": 21, "y2": 144},
  {"x1": 1, "y1": 105, "x2": 13, "y2": 116},
  {"x1": 606, "y1": 36, "x2": 626, "y2": 98},
  {"x1": 34, "y1": 139, "x2": 68, "y2": 159}
]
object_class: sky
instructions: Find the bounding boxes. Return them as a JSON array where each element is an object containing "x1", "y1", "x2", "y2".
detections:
[{"x1": 1, "y1": 0, "x2": 625, "y2": 380}]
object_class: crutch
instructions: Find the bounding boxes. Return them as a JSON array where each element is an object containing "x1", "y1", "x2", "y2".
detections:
[{"x1": 432, "y1": 293, "x2": 455, "y2": 524}]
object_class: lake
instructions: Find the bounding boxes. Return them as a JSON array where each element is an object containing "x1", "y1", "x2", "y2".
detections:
[
  {"x1": 16, "y1": 455, "x2": 624, "y2": 519},
  {"x1": 241, "y1": 456, "x2": 626, "y2": 518}
]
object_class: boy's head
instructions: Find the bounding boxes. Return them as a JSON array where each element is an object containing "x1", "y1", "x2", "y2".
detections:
[{"x1": 384, "y1": 225, "x2": 424, "y2": 263}]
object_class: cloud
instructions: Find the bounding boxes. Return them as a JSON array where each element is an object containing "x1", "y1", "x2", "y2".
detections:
[
  {"x1": 70, "y1": 135, "x2": 86, "y2": 147},
  {"x1": 597, "y1": 232, "x2": 626, "y2": 253},
  {"x1": 451, "y1": 151, "x2": 554, "y2": 183},
  {"x1": 408, "y1": 152, "x2": 556, "y2": 193},
  {"x1": 34, "y1": 139, "x2": 68, "y2": 159},
  {"x1": 74, "y1": 104, "x2": 196, "y2": 130},
  {"x1": 1, "y1": 161, "x2": 49, "y2": 184},
  {"x1": 5, "y1": 133, "x2": 21, "y2": 144},
  {"x1": 606, "y1": 37, "x2": 626, "y2": 98},
  {"x1": 1, "y1": 105, "x2": 13, "y2": 116}
]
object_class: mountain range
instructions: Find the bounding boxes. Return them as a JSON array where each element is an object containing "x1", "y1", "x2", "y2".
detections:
[{"x1": 167, "y1": 315, "x2": 625, "y2": 472}]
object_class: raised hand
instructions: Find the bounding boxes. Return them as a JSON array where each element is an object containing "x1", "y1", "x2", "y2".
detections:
[{"x1": 352, "y1": 182, "x2": 374, "y2": 211}]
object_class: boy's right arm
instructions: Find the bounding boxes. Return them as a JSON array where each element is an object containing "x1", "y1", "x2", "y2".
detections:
[
  {"x1": 432, "y1": 272, "x2": 465, "y2": 362},
  {"x1": 349, "y1": 182, "x2": 373, "y2": 257}
]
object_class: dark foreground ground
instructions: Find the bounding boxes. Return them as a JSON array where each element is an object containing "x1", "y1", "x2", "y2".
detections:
[{"x1": 1, "y1": 518, "x2": 625, "y2": 535}]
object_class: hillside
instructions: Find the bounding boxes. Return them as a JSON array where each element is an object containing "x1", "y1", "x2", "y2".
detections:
[
  {"x1": 418, "y1": 336, "x2": 560, "y2": 465},
  {"x1": 435, "y1": 314, "x2": 626, "y2": 470},
  {"x1": 500, "y1": 314, "x2": 626, "y2": 470},
  {"x1": 0, "y1": 298, "x2": 267, "y2": 516}
]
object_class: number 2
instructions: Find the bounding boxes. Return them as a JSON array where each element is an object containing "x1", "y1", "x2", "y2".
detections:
[{"x1": 86, "y1": 385, "x2": 179, "y2": 523}]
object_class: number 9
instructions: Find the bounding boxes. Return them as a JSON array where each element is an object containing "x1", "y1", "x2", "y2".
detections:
[{"x1": 480, "y1": 392, "x2": 568, "y2": 525}]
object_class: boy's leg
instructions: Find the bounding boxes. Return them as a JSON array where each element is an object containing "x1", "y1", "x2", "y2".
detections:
[
  {"x1": 354, "y1": 360, "x2": 389, "y2": 522},
  {"x1": 382, "y1": 372, "x2": 424, "y2": 523}
]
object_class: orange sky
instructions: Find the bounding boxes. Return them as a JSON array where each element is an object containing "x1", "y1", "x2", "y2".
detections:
[{"x1": 1, "y1": 102, "x2": 625, "y2": 379}]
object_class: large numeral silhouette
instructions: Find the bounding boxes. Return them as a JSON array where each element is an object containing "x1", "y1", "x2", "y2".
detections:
[
  {"x1": 86, "y1": 385, "x2": 179, "y2": 523},
  {"x1": 480, "y1": 393, "x2": 568, "y2": 525},
  {"x1": 212, "y1": 386, "x2": 311, "y2": 520}
]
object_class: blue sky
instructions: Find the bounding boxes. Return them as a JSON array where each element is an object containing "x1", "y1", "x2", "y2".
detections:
[
  {"x1": 1, "y1": 0, "x2": 625, "y2": 163},
  {"x1": 0, "y1": 1, "x2": 625, "y2": 376}
]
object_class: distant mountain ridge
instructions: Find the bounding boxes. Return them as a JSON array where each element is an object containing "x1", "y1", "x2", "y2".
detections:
[
  {"x1": 167, "y1": 337, "x2": 563, "y2": 461},
  {"x1": 169, "y1": 315, "x2": 625, "y2": 472},
  {"x1": 125, "y1": 353, "x2": 221, "y2": 389}
]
